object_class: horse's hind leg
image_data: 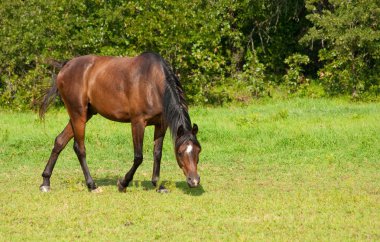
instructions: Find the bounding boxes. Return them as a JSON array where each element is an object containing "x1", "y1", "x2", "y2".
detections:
[{"x1": 40, "y1": 122, "x2": 74, "y2": 192}]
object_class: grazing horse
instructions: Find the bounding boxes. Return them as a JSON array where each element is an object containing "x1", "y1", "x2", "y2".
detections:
[{"x1": 39, "y1": 52, "x2": 201, "y2": 192}]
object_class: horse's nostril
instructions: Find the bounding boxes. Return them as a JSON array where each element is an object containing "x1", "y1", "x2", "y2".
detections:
[{"x1": 186, "y1": 174, "x2": 200, "y2": 187}]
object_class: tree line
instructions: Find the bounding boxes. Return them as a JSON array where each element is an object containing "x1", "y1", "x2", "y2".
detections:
[{"x1": 0, "y1": 0, "x2": 379, "y2": 109}]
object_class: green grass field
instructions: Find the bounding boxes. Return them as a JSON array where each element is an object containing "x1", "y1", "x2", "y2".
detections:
[{"x1": 0, "y1": 98, "x2": 379, "y2": 241}]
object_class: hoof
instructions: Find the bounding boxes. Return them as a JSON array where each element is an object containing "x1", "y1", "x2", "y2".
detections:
[
  {"x1": 117, "y1": 179, "x2": 126, "y2": 193},
  {"x1": 40, "y1": 185, "x2": 50, "y2": 193},
  {"x1": 91, "y1": 187, "x2": 103, "y2": 193},
  {"x1": 156, "y1": 185, "x2": 169, "y2": 194}
]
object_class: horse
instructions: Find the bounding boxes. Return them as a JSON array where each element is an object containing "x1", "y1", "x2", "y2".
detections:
[{"x1": 39, "y1": 52, "x2": 201, "y2": 193}]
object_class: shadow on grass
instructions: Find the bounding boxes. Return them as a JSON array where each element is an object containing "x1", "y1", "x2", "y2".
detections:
[
  {"x1": 131, "y1": 180, "x2": 155, "y2": 191},
  {"x1": 95, "y1": 176, "x2": 119, "y2": 187},
  {"x1": 95, "y1": 176, "x2": 205, "y2": 195},
  {"x1": 175, "y1": 181, "x2": 205, "y2": 196},
  {"x1": 96, "y1": 176, "x2": 155, "y2": 190}
]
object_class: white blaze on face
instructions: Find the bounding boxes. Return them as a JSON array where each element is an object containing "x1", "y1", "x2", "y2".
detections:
[{"x1": 185, "y1": 144, "x2": 193, "y2": 154}]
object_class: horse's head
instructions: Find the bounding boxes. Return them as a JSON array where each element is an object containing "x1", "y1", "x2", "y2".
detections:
[{"x1": 175, "y1": 124, "x2": 201, "y2": 188}]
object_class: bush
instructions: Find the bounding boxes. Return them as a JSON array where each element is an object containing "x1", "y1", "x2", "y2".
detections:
[
  {"x1": 1, "y1": 0, "x2": 379, "y2": 109},
  {"x1": 301, "y1": 0, "x2": 380, "y2": 97},
  {"x1": 283, "y1": 53, "x2": 310, "y2": 93}
]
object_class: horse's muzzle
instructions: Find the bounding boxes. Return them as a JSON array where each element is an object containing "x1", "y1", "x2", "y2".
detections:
[{"x1": 187, "y1": 175, "x2": 200, "y2": 188}]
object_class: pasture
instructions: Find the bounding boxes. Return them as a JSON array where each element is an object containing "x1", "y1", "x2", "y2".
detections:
[{"x1": 0, "y1": 98, "x2": 379, "y2": 241}]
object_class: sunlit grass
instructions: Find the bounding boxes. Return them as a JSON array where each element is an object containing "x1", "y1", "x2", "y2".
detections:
[{"x1": 0, "y1": 98, "x2": 379, "y2": 241}]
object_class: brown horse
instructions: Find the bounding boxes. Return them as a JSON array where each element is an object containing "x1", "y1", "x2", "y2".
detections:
[{"x1": 39, "y1": 52, "x2": 201, "y2": 192}]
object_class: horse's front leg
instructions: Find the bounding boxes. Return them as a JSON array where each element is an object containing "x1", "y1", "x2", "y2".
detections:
[
  {"x1": 118, "y1": 119, "x2": 146, "y2": 192},
  {"x1": 152, "y1": 124, "x2": 168, "y2": 193},
  {"x1": 71, "y1": 115, "x2": 99, "y2": 192}
]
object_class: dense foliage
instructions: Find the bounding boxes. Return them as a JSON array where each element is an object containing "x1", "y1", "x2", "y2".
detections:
[
  {"x1": 301, "y1": 0, "x2": 380, "y2": 97},
  {"x1": 0, "y1": 0, "x2": 379, "y2": 109}
]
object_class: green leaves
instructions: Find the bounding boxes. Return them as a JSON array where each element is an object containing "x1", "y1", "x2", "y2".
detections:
[
  {"x1": 302, "y1": 0, "x2": 380, "y2": 96},
  {"x1": 1, "y1": 0, "x2": 380, "y2": 109},
  {"x1": 0, "y1": 0, "x2": 274, "y2": 108},
  {"x1": 284, "y1": 54, "x2": 310, "y2": 93}
]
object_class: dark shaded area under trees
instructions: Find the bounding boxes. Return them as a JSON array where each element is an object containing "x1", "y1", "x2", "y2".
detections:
[{"x1": 0, "y1": 0, "x2": 379, "y2": 109}]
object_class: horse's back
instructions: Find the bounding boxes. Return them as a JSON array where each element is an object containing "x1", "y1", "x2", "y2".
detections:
[{"x1": 57, "y1": 54, "x2": 166, "y2": 124}]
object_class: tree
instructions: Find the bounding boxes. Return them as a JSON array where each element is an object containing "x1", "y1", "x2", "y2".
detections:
[
  {"x1": 301, "y1": 0, "x2": 380, "y2": 96},
  {"x1": 0, "y1": 0, "x2": 270, "y2": 107}
]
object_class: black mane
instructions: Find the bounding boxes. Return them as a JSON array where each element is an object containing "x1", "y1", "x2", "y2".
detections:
[{"x1": 160, "y1": 56, "x2": 192, "y2": 140}]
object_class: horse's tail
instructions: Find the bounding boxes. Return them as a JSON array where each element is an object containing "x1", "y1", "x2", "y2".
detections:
[
  {"x1": 39, "y1": 77, "x2": 59, "y2": 120},
  {"x1": 39, "y1": 60, "x2": 67, "y2": 119}
]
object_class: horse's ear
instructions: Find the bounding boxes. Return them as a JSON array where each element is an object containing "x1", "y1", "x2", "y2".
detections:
[
  {"x1": 192, "y1": 123, "x2": 198, "y2": 135},
  {"x1": 177, "y1": 125, "x2": 185, "y2": 138}
]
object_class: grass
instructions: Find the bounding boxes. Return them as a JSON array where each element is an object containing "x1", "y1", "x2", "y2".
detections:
[{"x1": 0, "y1": 98, "x2": 379, "y2": 241}]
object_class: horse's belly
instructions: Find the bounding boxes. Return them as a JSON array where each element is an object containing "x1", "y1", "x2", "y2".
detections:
[
  {"x1": 90, "y1": 97, "x2": 131, "y2": 122},
  {"x1": 88, "y1": 89, "x2": 162, "y2": 123}
]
